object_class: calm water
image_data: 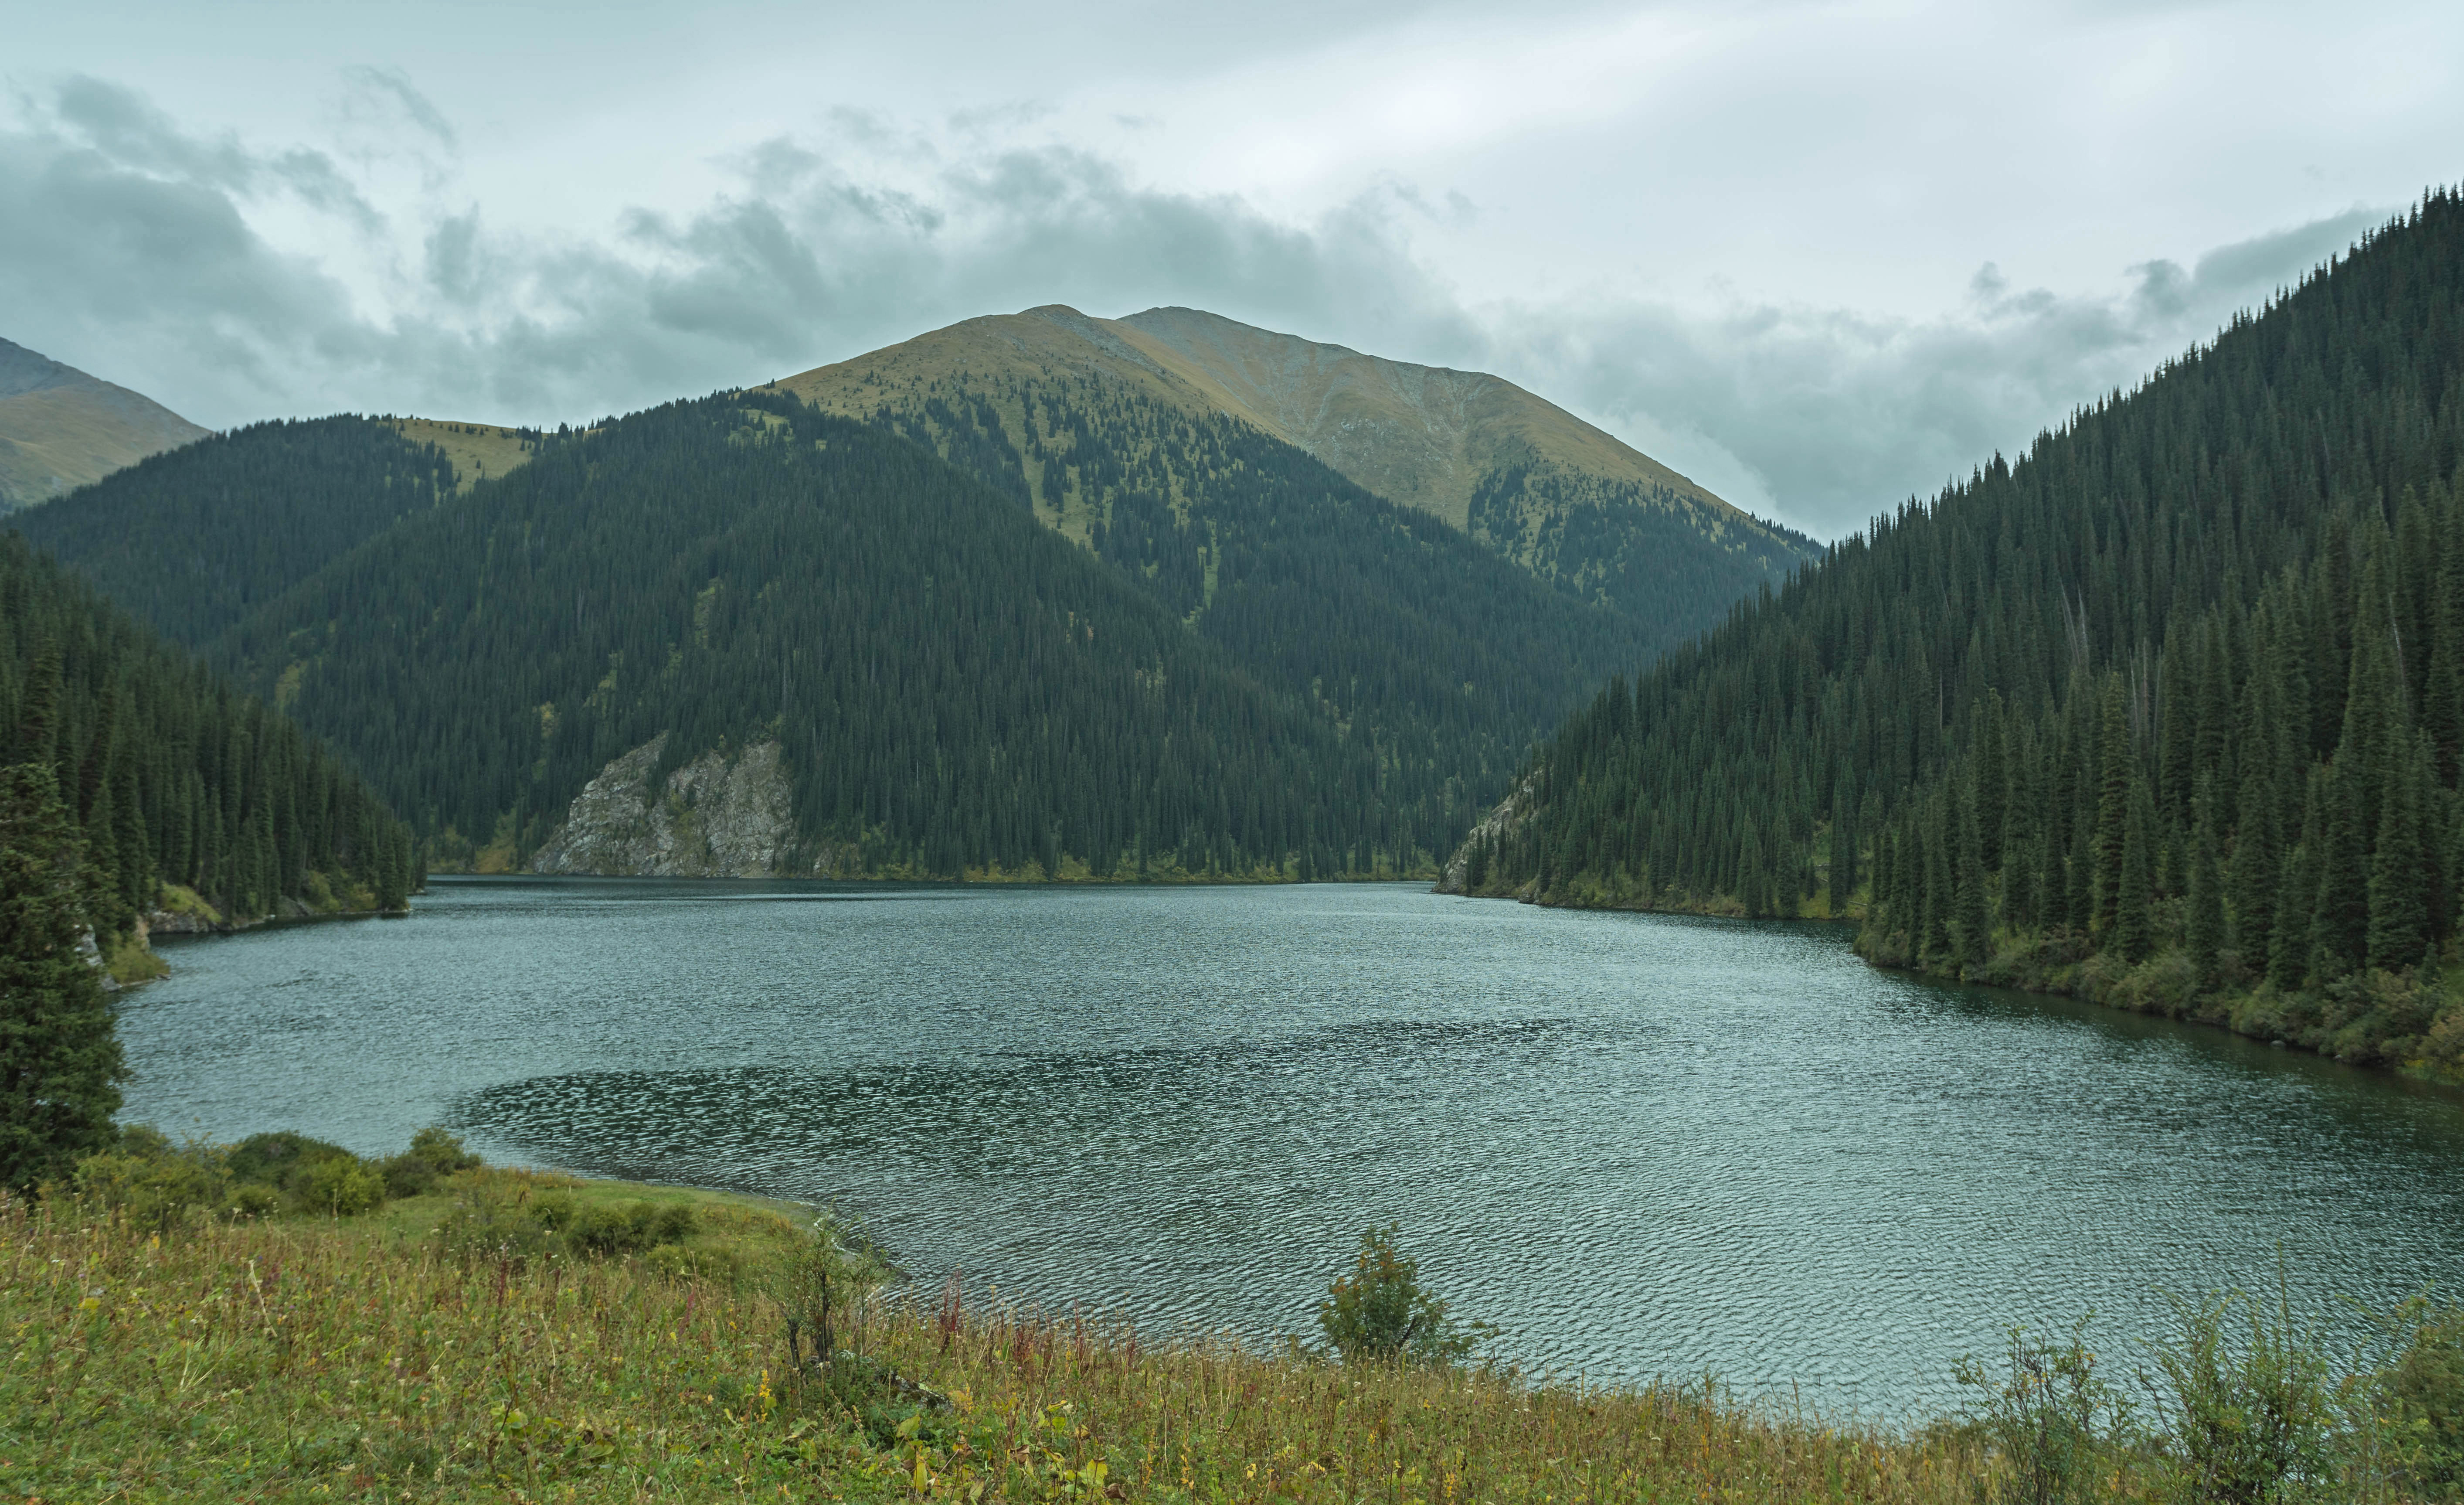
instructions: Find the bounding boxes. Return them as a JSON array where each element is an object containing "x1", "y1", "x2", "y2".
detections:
[{"x1": 120, "y1": 878, "x2": 2464, "y2": 1415}]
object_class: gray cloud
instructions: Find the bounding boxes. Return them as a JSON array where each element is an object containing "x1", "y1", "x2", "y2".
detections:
[
  {"x1": 0, "y1": 75, "x2": 2399, "y2": 539},
  {"x1": 341, "y1": 65, "x2": 458, "y2": 150},
  {"x1": 1480, "y1": 206, "x2": 2389, "y2": 531}
]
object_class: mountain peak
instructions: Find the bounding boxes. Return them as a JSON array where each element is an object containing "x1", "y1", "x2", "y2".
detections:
[
  {"x1": 0, "y1": 337, "x2": 88, "y2": 402},
  {"x1": 768, "y1": 305, "x2": 1815, "y2": 636}
]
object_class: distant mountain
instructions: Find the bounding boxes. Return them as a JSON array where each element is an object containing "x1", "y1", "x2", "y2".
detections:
[
  {"x1": 13, "y1": 308, "x2": 1814, "y2": 881},
  {"x1": 20, "y1": 394, "x2": 1649, "y2": 878},
  {"x1": 769, "y1": 306, "x2": 1819, "y2": 637},
  {"x1": 0, "y1": 338, "x2": 210, "y2": 511}
]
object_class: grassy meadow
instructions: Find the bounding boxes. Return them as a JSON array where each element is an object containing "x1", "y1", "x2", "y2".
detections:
[{"x1": 7, "y1": 1137, "x2": 2462, "y2": 1503}]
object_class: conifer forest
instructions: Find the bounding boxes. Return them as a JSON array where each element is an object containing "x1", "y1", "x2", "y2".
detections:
[{"x1": 1456, "y1": 191, "x2": 2464, "y2": 1071}]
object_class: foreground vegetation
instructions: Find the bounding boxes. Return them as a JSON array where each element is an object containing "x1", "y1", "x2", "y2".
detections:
[{"x1": 8, "y1": 1127, "x2": 2464, "y2": 1502}]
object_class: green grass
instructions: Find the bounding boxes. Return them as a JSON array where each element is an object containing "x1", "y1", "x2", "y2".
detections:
[
  {"x1": 11, "y1": 1158, "x2": 2459, "y2": 1503},
  {"x1": 0, "y1": 1170, "x2": 1999, "y2": 1504}
]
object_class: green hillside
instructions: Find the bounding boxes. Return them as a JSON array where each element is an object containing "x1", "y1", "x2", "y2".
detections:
[
  {"x1": 0, "y1": 531, "x2": 415, "y2": 952},
  {"x1": 770, "y1": 305, "x2": 1818, "y2": 640},
  {"x1": 0, "y1": 338, "x2": 210, "y2": 512},
  {"x1": 14, "y1": 417, "x2": 465, "y2": 647},
  {"x1": 1455, "y1": 191, "x2": 2464, "y2": 1075},
  {"x1": 86, "y1": 392, "x2": 1642, "y2": 878}
]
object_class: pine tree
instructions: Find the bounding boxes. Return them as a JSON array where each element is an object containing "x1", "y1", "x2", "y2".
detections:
[{"x1": 0, "y1": 764, "x2": 124, "y2": 1191}]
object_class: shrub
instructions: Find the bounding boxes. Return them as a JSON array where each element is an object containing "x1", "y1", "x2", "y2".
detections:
[
  {"x1": 2139, "y1": 1287, "x2": 2344, "y2": 1504},
  {"x1": 70, "y1": 1126, "x2": 230, "y2": 1228},
  {"x1": 566, "y1": 1199, "x2": 696, "y2": 1254},
  {"x1": 296, "y1": 1154, "x2": 386, "y2": 1216},
  {"x1": 227, "y1": 1130, "x2": 355, "y2": 1188},
  {"x1": 379, "y1": 1153, "x2": 438, "y2": 1199},
  {"x1": 2382, "y1": 1299, "x2": 2464, "y2": 1497},
  {"x1": 408, "y1": 1127, "x2": 481, "y2": 1174},
  {"x1": 1954, "y1": 1319, "x2": 2131, "y2": 1505},
  {"x1": 1316, "y1": 1223, "x2": 1489, "y2": 1367}
]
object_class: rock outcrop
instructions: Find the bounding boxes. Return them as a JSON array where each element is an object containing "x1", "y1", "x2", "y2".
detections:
[{"x1": 531, "y1": 733, "x2": 795, "y2": 876}]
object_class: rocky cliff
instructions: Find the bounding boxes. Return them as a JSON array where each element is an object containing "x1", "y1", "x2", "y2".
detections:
[{"x1": 530, "y1": 733, "x2": 796, "y2": 876}]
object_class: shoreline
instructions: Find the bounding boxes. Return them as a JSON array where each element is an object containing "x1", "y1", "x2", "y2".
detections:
[{"x1": 1442, "y1": 882, "x2": 2464, "y2": 1092}]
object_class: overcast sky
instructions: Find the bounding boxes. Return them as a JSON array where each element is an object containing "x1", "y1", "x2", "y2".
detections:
[{"x1": 5, "y1": 0, "x2": 2456, "y2": 536}]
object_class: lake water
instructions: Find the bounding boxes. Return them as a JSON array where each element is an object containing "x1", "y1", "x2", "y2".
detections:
[{"x1": 119, "y1": 877, "x2": 2464, "y2": 1416}]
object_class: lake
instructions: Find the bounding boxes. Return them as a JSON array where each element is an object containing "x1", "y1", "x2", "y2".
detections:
[{"x1": 119, "y1": 877, "x2": 2464, "y2": 1416}]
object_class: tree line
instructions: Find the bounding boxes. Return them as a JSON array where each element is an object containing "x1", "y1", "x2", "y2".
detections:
[
  {"x1": 1460, "y1": 190, "x2": 2464, "y2": 1071},
  {"x1": 195, "y1": 393, "x2": 1601, "y2": 878},
  {"x1": 0, "y1": 532, "x2": 417, "y2": 933}
]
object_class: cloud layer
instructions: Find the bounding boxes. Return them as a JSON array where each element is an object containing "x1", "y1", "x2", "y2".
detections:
[{"x1": 0, "y1": 75, "x2": 2401, "y2": 538}]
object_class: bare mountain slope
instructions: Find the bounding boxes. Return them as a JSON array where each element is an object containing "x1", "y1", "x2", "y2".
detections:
[
  {"x1": 1111, "y1": 306, "x2": 1723, "y2": 531},
  {"x1": 769, "y1": 305, "x2": 1815, "y2": 628},
  {"x1": 0, "y1": 338, "x2": 210, "y2": 511}
]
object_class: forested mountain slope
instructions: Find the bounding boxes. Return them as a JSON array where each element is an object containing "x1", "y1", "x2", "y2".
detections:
[
  {"x1": 769, "y1": 305, "x2": 1818, "y2": 641},
  {"x1": 0, "y1": 337, "x2": 210, "y2": 512},
  {"x1": 1451, "y1": 191, "x2": 2464, "y2": 1076},
  {"x1": 0, "y1": 532, "x2": 415, "y2": 963},
  {"x1": 14, "y1": 417, "x2": 466, "y2": 647},
  {"x1": 167, "y1": 392, "x2": 1635, "y2": 878}
]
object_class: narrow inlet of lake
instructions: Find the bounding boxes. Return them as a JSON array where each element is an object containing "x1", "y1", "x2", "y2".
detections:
[{"x1": 119, "y1": 877, "x2": 2464, "y2": 1416}]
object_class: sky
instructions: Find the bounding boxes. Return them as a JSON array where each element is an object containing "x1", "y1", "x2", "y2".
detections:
[{"x1": 4, "y1": 0, "x2": 2457, "y2": 538}]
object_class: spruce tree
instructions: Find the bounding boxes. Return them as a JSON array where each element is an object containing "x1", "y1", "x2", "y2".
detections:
[
  {"x1": 2093, "y1": 675, "x2": 2131, "y2": 933},
  {"x1": 2366, "y1": 735, "x2": 2431, "y2": 972},
  {"x1": 2187, "y1": 772, "x2": 2225, "y2": 989},
  {"x1": 0, "y1": 764, "x2": 124, "y2": 1192},
  {"x1": 1954, "y1": 794, "x2": 1992, "y2": 973},
  {"x1": 2113, "y1": 773, "x2": 2157, "y2": 965},
  {"x1": 2311, "y1": 762, "x2": 2371, "y2": 980}
]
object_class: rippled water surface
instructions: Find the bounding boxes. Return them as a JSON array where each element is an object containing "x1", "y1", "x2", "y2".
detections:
[{"x1": 121, "y1": 878, "x2": 2464, "y2": 1413}]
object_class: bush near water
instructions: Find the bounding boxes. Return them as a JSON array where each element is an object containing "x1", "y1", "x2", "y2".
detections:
[{"x1": 10, "y1": 1130, "x2": 2464, "y2": 1502}]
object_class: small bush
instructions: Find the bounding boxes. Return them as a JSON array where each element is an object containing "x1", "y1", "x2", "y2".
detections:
[
  {"x1": 1317, "y1": 1223, "x2": 1489, "y2": 1367},
  {"x1": 1955, "y1": 1319, "x2": 2131, "y2": 1505},
  {"x1": 530, "y1": 1191, "x2": 578, "y2": 1231},
  {"x1": 70, "y1": 1127, "x2": 230, "y2": 1228},
  {"x1": 408, "y1": 1127, "x2": 481, "y2": 1174},
  {"x1": 296, "y1": 1155, "x2": 386, "y2": 1216},
  {"x1": 565, "y1": 1199, "x2": 698, "y2": 1254},
  {"x1": 2140, "y1": 1287, "x2": 2344, "y2": 1504},
  {"x1": 379, "y1": 1153, "x2": 439, "y2": 1199},
  {"x1": 2383, "y1": 1299, "x2": 2464, "y2": 1497}
]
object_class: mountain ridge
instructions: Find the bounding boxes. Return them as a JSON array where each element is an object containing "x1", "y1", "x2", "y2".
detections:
[
  {"x1": 768, "y1": 303, "x2": 1817, "y2": 635},
  {"x1": 0, "y1": 338, "x2": 210, "y2": 511}
]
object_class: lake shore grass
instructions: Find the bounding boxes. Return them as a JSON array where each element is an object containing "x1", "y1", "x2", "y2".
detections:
[{"x1": 3, "y1": 1166, "x2": 1998, "y2": 1504}]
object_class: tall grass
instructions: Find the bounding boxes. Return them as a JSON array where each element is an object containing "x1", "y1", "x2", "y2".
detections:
[{"x1": 1, "y1": 1178, "x2": 1988, "y2": 1503}]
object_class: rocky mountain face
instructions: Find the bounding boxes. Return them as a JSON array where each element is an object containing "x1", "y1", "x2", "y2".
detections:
[
  {"x1": 0, "y1": 338, "x2": 210, "y2": 510},
  {"x1": 530, "y1": 734, "x2": 797, "y2": 877}
]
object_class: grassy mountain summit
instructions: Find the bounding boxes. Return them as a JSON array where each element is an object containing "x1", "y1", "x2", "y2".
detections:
[
  {"x1": 768, "y1": 304, "x2": 1817, "y2": 635},
  {"x1": 0, "y1": 338, "x2": 209, "y2": 512}
]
